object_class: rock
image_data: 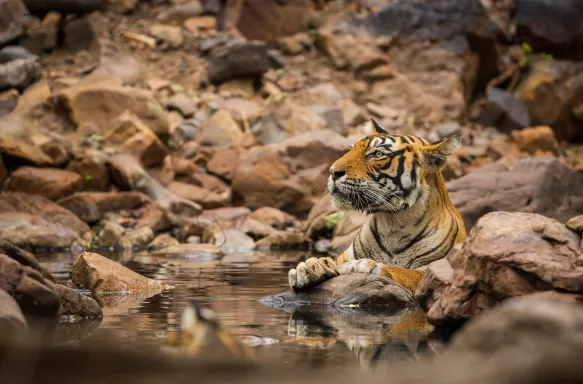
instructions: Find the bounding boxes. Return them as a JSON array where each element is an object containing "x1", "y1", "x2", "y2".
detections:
[
  {"x1": 96, "y1": 221, "x2": 125, "y2": 248},
  {"x1": 217, "y1": 78, "x2": 255, "y2": 98},
  {"x1": 67, "y1": 155, "x2": 111, "y2": 191},
  {"x1": 419, "y1": 212, "x2": 583, "y2": 327},
  {"x1": 248, "y1": 207, "x2": 297, "y2": 230},
  {"x1": 515, "y1": 59, "x2": 583, "y2": 142},
  {"x1": 224, "y1": 0, "x2": 310, "y2": 43},
  {"x1": 199, "y1": 206, "x2": 250, "y2": 222},
  {"x1": 147, "y1": 233, "x2": 179, "y2": 250},
  {"x1": 511, "y1": 126, "x2": 559, "y2": 155},
  {"x1": 414, "y1": 258, "x2": 454, "y2": 315},
  {"x1": 118, "y1": 227, "x2": 154, "y2": 250},
  {"x1": 207, "y1": 147, "x2": 241, "y2": 181},
  {"x1": 567, "y1": 215, "x2": 583, "y2": 235},
  {"x1": 258, "y1": 272, "x2": 415, "y2": 310},
  {"x1": 0, "y1": 131, "x2": 52, "y2": 166},
  {"x1": 0, "y1": 289, "x2": 27, "y2": 343},
  {"x1": 55, "y1": 284, "x2": 102, "y2": 319},
  {"x1": 0, "y1": 88, "x2": 18, "y2": 116},
  {"x1": 57, "y1": 192, "x2": 150, "y2": 224},
  {"x1": 61, "y1": 16, "x2": 96, "y2": 52},
  {"x1": 157, "y1": 1, "x2": 204, "y2": 22},
  {"x1": 232, "y1": 130, "x2": 352, "y2": 214},
  {"x1": 476, "y1": 88, "x2": 531, "y2": 132},
  {"x1": 19, "y1": 12, "x2": 61, "y2": 54},
  {"x1": 337, "y1": 98, "x2": 365, "y2": 127},
  {"x1": 167, "y1": 93, "x2": 196, "y2": 118},
  {"x1": 433, "y1": 121, "x2": 462, "y2": 141},
  {"x1": 203, "y1": 227, "x2": 255, "y2": 252},
  {"x1": 150, "y1": 24, "x2": 183, "y2": 49},
  {"x1": 0, "y1": 57, "x2": 42, "y2": 92},
  {"x1": 0, "y1": 0, "x2": 27, "y2": 46},
  {"x1": 167, "y1": 181, "x2": 230, "y2": 209},
  {"x1": 198, "y1": 109, "x2": 242, "y2": 148},
  {"x1": 135, "y1": 202, "x2": 172, "y2": 233},
  {"x1": 447, "y1": 156, "x2": 583, "y2": 231},
  {"x1": 305, "y1": 105, "x2": 347, "y2": 136},
  {"x1": 207, "y1": 40, "x2": 269, "y2": 84},
  {"x1": 0, "y1": 45, "x2": 36, "y2": 63},
  {"x1": 151, "y1": 243, "x2": 222, "y2": 259},
  {"x1": 103, "y1": 111, "x2": 169, "y2": 167},
  {"x1": 23, "y1": 0, "x2": 106, "y2": 14},
  {"x1": 4, "y1": 167, "x2": 83, "y2": 201},
  {"x1": 183, "y1": 16, "x2": 216, "y2": 32},
  {"x1": 254, "y1": 230, "x2": 307, "y2": 250},
  {"x1": 72, "y1": 252, "x2": 170, "y2": 293},
  {"x1": 278, "y1": 35, "x2": 304, "y2": 55},
  {"x1": 57, "y1": 84, "x2": 169, "y2": 140},
  {"x1": 515, "y1": 0, "x2": 582, "y2": 58}
]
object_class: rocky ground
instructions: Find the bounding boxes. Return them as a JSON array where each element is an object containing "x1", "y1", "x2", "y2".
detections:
[{"x1": 1, "y1": 0, "x2": 583, "y2": 379}]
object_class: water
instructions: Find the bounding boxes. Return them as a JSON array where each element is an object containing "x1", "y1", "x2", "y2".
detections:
[{"x1": 40, "y1": 250, "x2": 436, "y2": 372}]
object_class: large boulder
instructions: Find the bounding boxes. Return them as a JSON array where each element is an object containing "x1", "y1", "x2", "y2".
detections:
[
  {"x1": 232, "y1": 130, "x2": 352, "y2": 214},
  {"x1": 3, "y1": 167, "x2": 83, "y2": 201},
  {"x1": 206, "y1": 39, "x2": 269, "y2": 84},
  {"x1": 57, "y1": 191, "x2": 150, "y2": 224},
  {"x1": 447, "y1": 156, "x2": 583, "y2": 231},
  {"x1": 416, "y1": 211, "x2": 583, "y2": 327},
  {"x1": 0, "y1": 0, "x2": 27, "y2": 46}
]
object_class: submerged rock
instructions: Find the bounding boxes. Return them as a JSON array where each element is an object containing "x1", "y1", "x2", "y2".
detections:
[
  {"x1": 55, "y1": 284, "x2": 102, "y2": 320},
  {"x1": 72, "y1": 252, "x2": 170, "y2": 293}
]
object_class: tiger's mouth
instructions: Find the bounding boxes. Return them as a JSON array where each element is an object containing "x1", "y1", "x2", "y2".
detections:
[{"x1": 329, "y1": 183, "x2": 408, "y2": 213}]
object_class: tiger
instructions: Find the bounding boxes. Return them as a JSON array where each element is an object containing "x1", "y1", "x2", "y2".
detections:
[{"x1": 288, "y1": 119, "x2": 466, "y2": 292}]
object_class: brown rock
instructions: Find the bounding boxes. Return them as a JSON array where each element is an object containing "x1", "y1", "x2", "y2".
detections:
[
  {"x1": 567, "y1": 215, "x2": 583, "y2": 235},
  {"x1": 0, "y1": 0, "x2": 27, "y2": 46},
  {"x1": 150, "y1": 24, "x2": 183, "y2": 48},
  {"x1": 147, "y1": 233, "x2": 179, "y2": 251},
  {"x1": 0, "y1": 289, "x2": 27, "y2": 343},
  {"x1": 199, "y1": 206, "x2": 250, "y2": 222},
  {"x1": 198, "y1": 110, "x2": 242, "y2": 148},
  {"x1": 168, "y1": 181, "x2": 230, "y2": 209},
  {"x1": 232, "y1": 130, "x2": 352, "y2": 214},
  {"x1": 67, "y1": 155, "x2": 111, "y2": 191},
  {"x1": 3, "y1": 167, "x2": 83, "y2": 201},
  {"x1": 72, "y1": 252, "x2": 170, "y2": 293},
  {"x1": 207, "y1": 39, "x2": 269, "y2": 84},
  {"x1": 151, "y1": 243, "x2": 222, "y2": 259},
  {"x1": 207, "y1": 147, "x2": 241, "y2": 181},
  {"x1": 183, "y1": 16, "x2": 216, "y2": 32},
  {"x1": 421, "y1": 212, "x2": 583, "y2": 327},
  {"x1": 55, "y1": 284, "x2": 102, "y2": 319},
  {"x1": 58, "y1": 192, "x2": 150, "y2": 223},
  {"x1": 135, "y1": 203, "x2": 172, "y2": 233},
  {"x1": 254, "y1": 230, "x2": 307, "y2": 250},
  {"x1": 511, "y1": 126, "x2": 560, "y2": 155},
  {"x1": 0, "y1": 88, "x2": 18, "y2": 117},
  {"x1": 202, "y1": 226, "x2": 255, "y2": 252},
  {"x1": 414, "y1": 258, "x2": 454, "y2": 313},
  {"x1": 187, "y1": 172, "x2": 230, "y2": 194},
  {"x1": 96, "y1": 221, "x2": 125, "y2": 248},
  {"x1": 103, "y1": 111, "x2": 169, "y2": 167},
  {"x1": 0, "y1": 133, "x2": 52, "y2": 166},
  {"x1": 249, "y1": 207, "x2": 297, "y2": 230},
  {"x1": 448, "y1": 156, "x2": 583, "y2": 231},
  {"x1": 61, "y1": 15, "x2": 97, "y2": 52},
  {"x1": 118, "y1": 227, "x2": 154, "y2": 250},
  {"x1": 57, "y1": 84, "x2": 169, "y2": 140}
]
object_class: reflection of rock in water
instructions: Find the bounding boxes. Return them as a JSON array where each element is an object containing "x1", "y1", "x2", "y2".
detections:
[{"x1": 53, "y1": 318, "x2": 102, "y2": 344}]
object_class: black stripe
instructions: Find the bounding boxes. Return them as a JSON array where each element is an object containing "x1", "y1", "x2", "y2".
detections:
[
  {"x1": 370, "y1": 217, "x2": 394, "y2": 262},
  {"x1": 394, "y1": 220, "x2": 430, "y2": 254},
  {"x1": 400, "y1": 136, "x2": 410, "y2": 144}
]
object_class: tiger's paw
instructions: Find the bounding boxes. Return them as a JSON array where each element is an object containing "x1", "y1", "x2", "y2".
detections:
[
  {"x1": 288, "y1": 257, "x2": 339, "y2": 292},
  {"x1": 338, "y1": 259, "x2": 383, "y2": 275},
  {"x1": 339, "y1": 259, "x2": 423, "y2": 292}
]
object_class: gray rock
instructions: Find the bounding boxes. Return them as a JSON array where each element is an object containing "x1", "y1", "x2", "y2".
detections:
[
  {"x1": 476, "y1": 88, "x2": 531, "y2": 132},
  {"x1": 306, "y1": 105, "x2": 347, "y2": 136},
  {"x1": 434, "y1": 121, "x2": 461, "y2": 140},
  {"x1": 0, "y1": 289, "x2": 27, "y2": 343},
  {"x1": 207, "y1": 39, "x2": 269, "y2": 84},
  {"x1": 258, "y1": 272, "x2": 415, "y2": 310},
  {"x1": 0, "y1": 0, "x2": 27, "y2": 46},
  {"x1": 62, "y1": 16, "x2": 96, "y2": 52},
  {"x1": 0, "y1": 46, "x2": 36, "y2": 64},
  {"x1": 23, "y1": 0, "x2": 106, "y2": 14},
  {"x1": 55, "y1": 284, "x2": 102, "y2": 319},
  {"x1": 167, "y1": 93, "x2": 196, "y2": 118},
  {"x1": 0, "y1": 89, "x2": 18, "y2": 117},
  {"x1": 0, "y1": 57, "x2": 42, "y2": 92}
]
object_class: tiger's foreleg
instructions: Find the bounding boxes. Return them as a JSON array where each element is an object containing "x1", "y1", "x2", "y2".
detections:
[
  {"x1": 288, "y1": 250, "x2": 352, "y2": 292},
  {"x1": 338, "y1": 259, "x2": 424, "y2": 292}
]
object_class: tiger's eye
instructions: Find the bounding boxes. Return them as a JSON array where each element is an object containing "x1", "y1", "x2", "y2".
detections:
[{"x1": 374, "y1": 150, "x2": 384, "y2": 158}]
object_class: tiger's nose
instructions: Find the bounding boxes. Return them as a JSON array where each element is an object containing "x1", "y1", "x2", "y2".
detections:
[{"x1": 330, "y1": 167, "x2": 346, "y2": 182}]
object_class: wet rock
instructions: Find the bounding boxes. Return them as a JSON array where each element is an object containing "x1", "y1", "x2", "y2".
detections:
[
  {"x1": 207, "y1": 147, "x2": 241, "y2": 181},
  {"x1": 23, "y1": 0, "x2": 106, "y2": 14},
  {"x1": 104, "y1": 111, "x2": 169, "y2": 167},
  {"x1": 259, "y1": 272, "x2": 415, "y2": 310},
  {"x1": 4, "y1": 167, "x2": 83, "y2": 201},
  {"x1": 96, "y1": 221, "x2": 125, "y2": 248},
  {"x1": 515, "y1": 0, "x2": 582, "y2": 58},
  {"x1": 232, "y1": 129, "x2": 352, "y2": 214},
  {"x1": 72, "y1": 252, "x2": 170, "y2": 293},
  {"x1": 419, "y1": 212, "x2": 583, "y2": 327},
  {"x1": 476, "y1": 88, "x2": 531, "y2": 132},
  {"x1": 151, "y1": 243, "x2": 222, "y2": 259},
  {"x1": 167, "y1": 93, "x2": 196, "y2": 118},
  {"x1": 225, "y1": 0, "x2": 310, "y2": 43},
  {"x1": 58, "y1": 192, "x2": 150, "y2": 224},
  {"x1": 147, "y1": 233, "x2": 179, "y2": 251},
  {"x1": 515, "y1": 59, "x2": 583, "y2": 142},
  {"x1": 62, "y1": 16, "x2": 96, "y2": 52},
  {"x1": 150, "y1": 24, "x2": 183, "y2": 49},
  {"x1": 447, "y1": 156, "x2": 583, "y2": 231},
  {"x1": 0, "y1": 289, "x2": 27, "y2": 343},
  {"x1": 0, "y1": 57, "x2": 42, "y2": 92},
  {"x1": 203, "y1": 226, "x2": 255, "y2": 252},
  {"x1": 55, "y1": 284, "x2": 102, "y2": 319},
  {"x1": 167, "y1": 181, "x2": 230, "y2": 209},
  {"x1": 0, "y1": 88, "x2": 18, "y2": 116},
  {"x1": 207, "y1": 39, "x2": 269, "y2": 84},
  {"x1": 511, "y1": 126, "x2": 559, "y2": 155},
  {"x1": 0, "y1": 0, "x2": 27, "y2": 46},
  {"x1": 67, "y1": 155, "x2": 111, "y2": 191},
  {"x1": 118, "y1": 227, "x2": 154, "y2": 250},
  {"x1": 57, "y1": 84, "x2": 169, "y2": 140},
  {"x1": 249, "y1": 207, "x2": 297, "y2": 230},
  {"x1": 198, "y1": 110, "x2": 242, "y2": 148}
]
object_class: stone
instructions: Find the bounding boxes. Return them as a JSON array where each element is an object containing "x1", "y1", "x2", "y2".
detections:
[
  {"x1": 207, "y1": 147, "x2": 241, "y2": 181},
  {"x1": 147, "y1": 233, "x2": 179, "y2": 251},
  {"x1": 103, "y1": 111, "x2": 169, "y2": 167},
  {"x1": 72, "y1": 252, "x2": 170, "y2": 293},
  {"x1": 167, "y1": 93, "x2": 196, "y2": 118},
  {"x1": 40, "y1": 141, "x2": 69, "y2": 167},
  {"x1": 305, "y1": 105, "x2": 347, "y2": 136},
  {"x1": 198, "y1": 109, "x2": 242, "y2": 148},
  {"x1": 337, "y1": 98, "x2": 365, "y2": 127},
  {"x1": 183, "y1": 16, "x2": 216, "y2": 32},
  {"x1": 567, "y1": 215, "x2": 583, "y2": 235},
  {"x1": 419, "y1": 212, "x2": 583, "y2": 327},
  {"x1": 0, "y1": 45, "x2": 36, "y2": 63},
  {"x1": 203, "y1": 226, "x2": 255, "y2": 252},
  {"x1": 57, "y1": 84, "x2": 169, "y2": 140},
  {"x1": 511, "y1": 126, "x2": 559, "y2": 155},
  {"x1": 57, "y1": 192, "x2": 150, "y2": 223},
  {"x1": 167, "y1": 181, "x2": 230, "y2": 209},
  {"x1": 0, "y1": 57, "x2": 42, "y2": 92},
  {"x1": 150, "y1": 24, "x2": 183, "y2": 48},
  {"x1": 279, "y1": 35, "x2": 304, "y2": 55},
  {"x1": 476, "y1": 88, "x2": 531, "y2": 132},
  {"x1": 23, "y1": 0, "x2": 106, "y2": 14},
  {"x1": 248, "y1": 207, "x2": 297, "y2": 230},
  {"x1": 0, "y1": 131, "x2": 52, "y2": 166},
  {"x1": 232, "y1": 130, "x2": 353, "y2": 214},
  {"x1": 55, "y1": 284, "x2": 102, "y2": 319},
  {"x1": 118, "y1": 227, "x2": 154, "y2": 250},
  {"x1": 3, "y1": 167, "x2": 83, "y2": 201},
  {"x1": 447, "y1": 156, "x2": 583, "y2": 231},
  {"x1": 433, "y1": 121, "x2": 462, "y2": 140},
  {"x1": 254, "y1": 230, "x2": 307, "y2": 250},
  {"x1": 135, "y1": 203, "x2": 172, "y2": 233},
  {"x1": 61, "y1": 16, "x2": 96, "y2": 52},
  {"x1": 0, "y1": 289, "x2": 27, "y2": 343},
  {"x1": 414, "y1": 258, "x2": 454, "y2": 316},
  {"x1": 67, "y1": 155, "x2": 111, "y2": 191},
  {"x1": 0, "y1": 89, "x2": 18, "y2": 117},
  {"x1": 96, "y1": 221, "x2": 125, "y2": 248},
  {"x1": 0, "y1": 0, "x2": 27, "y2": 46},
  {"x1": 207, "y1": 40, "x2": 269, "y2": 84},
  {"x1": 157, "y1": 1, "x2": 204, "y2": 22},
  {"x1": 151, "y1": 243, "x2": 222, "y2": 259},
  {"x1": 258, "y1": 272, "x2": 414, "y2": 310}
]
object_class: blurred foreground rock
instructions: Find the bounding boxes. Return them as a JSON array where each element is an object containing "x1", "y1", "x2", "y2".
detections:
[{"x1": 0, "y1": 289, "x2": 27, "y2": 342}]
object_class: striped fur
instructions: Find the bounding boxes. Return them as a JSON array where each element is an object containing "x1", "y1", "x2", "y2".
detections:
[{"x1": 289, "y1": 120, "x2": 466, "y2": 292}]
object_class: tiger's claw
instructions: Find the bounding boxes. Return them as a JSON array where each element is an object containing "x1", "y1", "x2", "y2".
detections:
[{"x1": 288, "y1": 257, "x2": 339, "y2": 291}]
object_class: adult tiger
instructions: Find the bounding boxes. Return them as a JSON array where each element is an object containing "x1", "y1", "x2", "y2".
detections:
[{"x1": 289, "y1": 119, "x2": 466, "y2": 292}]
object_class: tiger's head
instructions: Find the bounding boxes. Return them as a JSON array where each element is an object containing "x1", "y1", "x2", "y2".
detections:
[{"x1": 328, "y1": 119, "x2": 461, "y2": 213}]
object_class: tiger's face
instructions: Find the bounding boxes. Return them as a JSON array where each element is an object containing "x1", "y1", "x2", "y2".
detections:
[{"x1": 328, "y1": 120, "x2": 461, "y2": 213}]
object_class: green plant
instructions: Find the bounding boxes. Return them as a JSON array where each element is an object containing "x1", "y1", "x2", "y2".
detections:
[
  {"x1": 520, "y1": 42, "x2": 553, "y2": 66},
  {"x1": 324, "y1": 212, "x2": 344, "y2": 231}
]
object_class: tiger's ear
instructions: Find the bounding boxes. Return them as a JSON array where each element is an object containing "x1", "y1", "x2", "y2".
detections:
[
  {"x1": 363, "y1": 119, "x2": 388, "y2": 135},
  {"x1": 419, "y1": 134, "x2": 461, "y2": 170}
]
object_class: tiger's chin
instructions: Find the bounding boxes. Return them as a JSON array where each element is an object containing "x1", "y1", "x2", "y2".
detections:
[{"x1": 329, "y1": 191, "x2": 409, "y2": 214}]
